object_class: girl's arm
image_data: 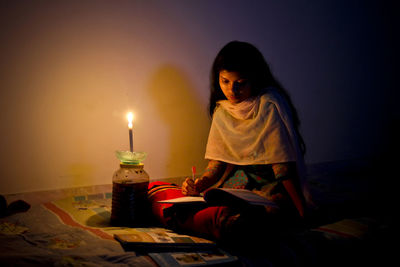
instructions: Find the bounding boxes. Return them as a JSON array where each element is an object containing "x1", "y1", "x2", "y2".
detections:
[
  {"x1": 195, "y1": 160, "x2": 226, "y2": 192},
  {"x1": 182, "y1": 160, "x2": 226, "y2": 195},
  {"x1": 272, "y1": 162, "x2": 306, "y2": 218}
]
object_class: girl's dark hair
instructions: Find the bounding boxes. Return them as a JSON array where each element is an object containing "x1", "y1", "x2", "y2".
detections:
[{"x1": 209, "y1": 41, "x2": 306, "y2": 154}]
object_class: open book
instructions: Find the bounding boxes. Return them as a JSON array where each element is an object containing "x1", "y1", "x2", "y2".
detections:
[
  {"x1": 158, "y1": 188, "x2": 278, "y2": 208},
  {"x1": 114, "y1": 228, "x2": 215, "y2": 252}
]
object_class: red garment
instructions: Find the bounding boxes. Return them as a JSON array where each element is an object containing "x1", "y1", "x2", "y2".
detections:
[
  {"x1": 148, "y1": 181, "x2": 231, "y2": 239},
  {"x1": 176, "y1": 206, "x2": 231, "y2": 240}
]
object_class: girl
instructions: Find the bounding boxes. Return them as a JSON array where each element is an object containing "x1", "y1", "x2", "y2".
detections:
[{"x1": 149, "y1": 41, "x2": 311, "y2": 242}]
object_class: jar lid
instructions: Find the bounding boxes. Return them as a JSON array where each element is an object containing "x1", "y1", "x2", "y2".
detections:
[{"x1": 119, "y1": 163, "x2": 144, "y2": 168}]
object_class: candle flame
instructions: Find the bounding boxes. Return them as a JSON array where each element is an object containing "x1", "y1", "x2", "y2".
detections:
[{"x1": 127, "y1": 112, "x2": 134, "y2": 129}]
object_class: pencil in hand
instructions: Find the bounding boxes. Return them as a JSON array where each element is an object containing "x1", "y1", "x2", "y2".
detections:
[{"x1": 191, "y1": 166, "x2": 196, "y2": 181}]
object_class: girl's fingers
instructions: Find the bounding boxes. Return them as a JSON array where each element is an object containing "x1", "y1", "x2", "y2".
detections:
[{"x1": 182, "y1": 177, "x2": 198, "y2": 196}]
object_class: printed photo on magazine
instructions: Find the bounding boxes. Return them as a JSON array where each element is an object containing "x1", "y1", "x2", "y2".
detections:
[{"x1": 149, "y1": 249, "x2": 238, "y2": 267}]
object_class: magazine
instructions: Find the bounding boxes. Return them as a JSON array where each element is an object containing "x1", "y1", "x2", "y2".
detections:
[
  {"x1": 149, "y1": 249, "x2": 238, "y2": 267},
  {"x1": 114, "y1": 228, "x2": 216, "y2": 252},
  {"x1": 158, "y1": 188, "x2": 278, "y2": 208}
]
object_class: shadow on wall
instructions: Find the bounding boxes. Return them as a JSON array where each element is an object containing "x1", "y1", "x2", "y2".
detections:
[{"x1": 148, "y1": 65, "x2": 210, "y2": 177}]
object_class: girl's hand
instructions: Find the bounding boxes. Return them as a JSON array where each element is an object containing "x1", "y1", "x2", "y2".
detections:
[
  {"x1": 182, "y1": 177, "x2": 200, "y2": 196},
  {"x1": 182, "y1": 160, "x2": 226, "y2": 196}
]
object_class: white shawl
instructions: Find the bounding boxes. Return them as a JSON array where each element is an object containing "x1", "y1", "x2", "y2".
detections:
[
  {"x1": 205, "y1": 87, "x2": 301, "y2": 165},
  {"x1": 205, "y1": 87, "x2": 312, "y2": 204}
]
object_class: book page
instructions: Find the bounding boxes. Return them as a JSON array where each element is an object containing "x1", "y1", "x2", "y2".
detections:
[{"x1": 157, "y1": 196, "x2": 205, "y2": 204}]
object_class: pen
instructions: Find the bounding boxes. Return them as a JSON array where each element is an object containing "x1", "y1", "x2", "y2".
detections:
[{"x1": 191, "y1": 166, "x2": 196, "y2": 181}]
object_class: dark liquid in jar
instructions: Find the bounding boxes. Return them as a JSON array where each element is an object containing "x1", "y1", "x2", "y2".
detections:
[{"x1": 110, "y1": 181, "x2": 149, "y2": 227}]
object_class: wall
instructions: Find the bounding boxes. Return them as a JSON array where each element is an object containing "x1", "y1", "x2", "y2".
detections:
[{"x1": 0, "y1": 0, "x2": 396, "y2": 194}]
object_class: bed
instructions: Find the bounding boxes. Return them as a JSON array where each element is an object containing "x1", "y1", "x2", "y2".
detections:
[{"x1": 0, "y1": 159, "x2": 394, "y2": 266}]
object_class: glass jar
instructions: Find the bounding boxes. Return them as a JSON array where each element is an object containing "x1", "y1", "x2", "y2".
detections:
[{"x1": 110, "y1": 163, "x2": 150, "y2": 227}]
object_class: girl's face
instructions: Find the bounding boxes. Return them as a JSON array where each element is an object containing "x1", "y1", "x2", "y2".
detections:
[{"x1": 219, "y1": 70, "x2": 252, "y2": 104}]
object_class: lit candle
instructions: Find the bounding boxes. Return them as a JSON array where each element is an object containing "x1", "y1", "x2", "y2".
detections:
[{"x1": 127, "y1": 112, "x2": 134, "y2": 152}]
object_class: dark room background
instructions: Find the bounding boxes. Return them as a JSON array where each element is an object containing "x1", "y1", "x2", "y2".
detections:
[{"x1": 0, "y1": 0, "x2": 396, "y2": 194}]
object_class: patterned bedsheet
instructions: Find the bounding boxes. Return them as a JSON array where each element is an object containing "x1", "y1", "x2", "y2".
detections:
[
  {"x1": 0, "y1": 192, "x2": 156, "y2": 266},
  {"x1": 0, "y1": 159, "x2": 394, "y2": 266}
]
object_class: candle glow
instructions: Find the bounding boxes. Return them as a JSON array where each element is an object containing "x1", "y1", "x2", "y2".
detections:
[
  {"x1": 127, "y1": 112, "x2": 134, "y2": 152},
  {"x1": 127, "y1": 112, "x2": 134, "y2": 129}
]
